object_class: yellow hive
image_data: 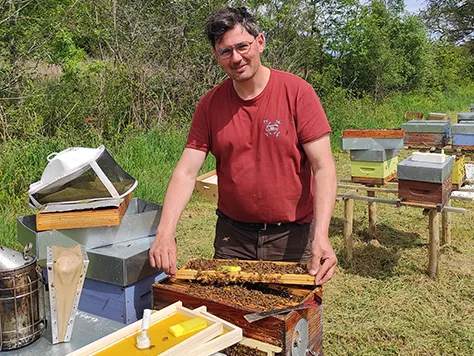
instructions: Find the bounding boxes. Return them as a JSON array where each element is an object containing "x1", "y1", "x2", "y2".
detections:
[{"x1": 451, "y1": 155, "x2": 466, "y2": 186}]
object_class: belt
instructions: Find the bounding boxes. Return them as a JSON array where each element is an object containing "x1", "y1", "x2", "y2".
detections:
[{"x1": 216, "y1": 209, "x2": 298, "y2": 231}]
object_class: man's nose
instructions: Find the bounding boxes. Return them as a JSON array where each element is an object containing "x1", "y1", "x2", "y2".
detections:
[{"x1": 230, "y1": 49, "x2": 243, "y2": 62}]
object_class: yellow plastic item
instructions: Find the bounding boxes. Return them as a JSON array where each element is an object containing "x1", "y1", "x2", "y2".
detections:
[
  {"x1": 220, "y1": 265, "x2": 242, "y2": 272},
  {"x1": 169, "y1": 317, "x2": 208, "y2": 338},
  {"x1": 93, "y1": 313, "x2": 205, "y2": 356}
]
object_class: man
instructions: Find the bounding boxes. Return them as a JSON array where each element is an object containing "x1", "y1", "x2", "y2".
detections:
[{"x1": 149, "y1": 7, "x2": 337, "y2": 285}]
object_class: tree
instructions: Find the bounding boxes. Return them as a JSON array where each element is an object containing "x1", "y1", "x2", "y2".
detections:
[{"x1": 421, "y1": 0, "x2": 474, "y2": 46}]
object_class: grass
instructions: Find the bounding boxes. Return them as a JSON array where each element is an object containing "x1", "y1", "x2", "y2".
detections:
[{"x1": 1, "y1": 89, "x2": 474, "y2": 354}]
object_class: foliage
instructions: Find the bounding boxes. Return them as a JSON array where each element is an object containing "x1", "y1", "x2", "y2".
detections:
[
  {"x1": 1, "y1": 0, "x2": 473, "y2": 141},
  {"x1": 421, "y1": 0, "x2": 474, "y2": 46}
]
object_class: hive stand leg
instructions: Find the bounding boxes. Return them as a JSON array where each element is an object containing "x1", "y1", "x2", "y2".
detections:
[
  {"x1": 367, "y1": 190, "x2": 376, "y2": 237},
  {"x1": 428, "y1": 209, "x2": 440, "y2": 279},
  {"x1": 441, "y1": 200, "x2": 452, "y2": 246},
  {"x1": 344, "y1": 198, "x2": 354, "y2": 262}
]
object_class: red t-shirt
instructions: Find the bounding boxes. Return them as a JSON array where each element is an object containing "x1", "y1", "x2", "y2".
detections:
[{"x1": 186, "y1": 69, "x2": 331, "y2": 223}]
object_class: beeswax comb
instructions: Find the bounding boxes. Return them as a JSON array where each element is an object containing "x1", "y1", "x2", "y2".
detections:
[
  {"x1": 220, "y1": 265, "x2": 241, "y2": 272},
  {"x1": 168, "y1": 317, "x2": 208, "y2": 337}
]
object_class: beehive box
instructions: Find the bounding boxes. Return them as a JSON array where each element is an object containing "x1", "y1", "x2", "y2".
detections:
[
  {"x1": 452, "y1": 155, "x2": 466, "y2": 188},
  {"x1": 458, "y1": 112, "x2": 474, "y2": 123},
  {"x1": 36, "y1": 193, "x2": 132, "y2": 231},
  {"x1": 398, "y1": 176, "x2": 452, "y2": 205},
  {"x1": 351, "y1": 156, "x2": 398, "y2": 184},
  {"x1": 152, "y1": 281, "x2": 322, "y2": 356},
  {"x1": 452, "y1": 123, "x2": 474, "y2": 149},
  {"x1": 402, "y1": 120, "x2": 451, "y2": 147},
  {"x1": 350, "y1": 149, "x2": 398, "y2": 162},
  {"x1": 397, "y1": 154, "x2": 453, "y2": 205},
  {"x1": 428, "y1": 112, "x2": 448, "y2": 120},
  {"x1": 194, "y1": 170, "x2": 218, "y2": 202}
]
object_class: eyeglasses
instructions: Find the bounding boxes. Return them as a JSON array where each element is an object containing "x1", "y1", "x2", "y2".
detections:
[{"x1": 216, "y1": 38, "x2": 256, "y2": 60}]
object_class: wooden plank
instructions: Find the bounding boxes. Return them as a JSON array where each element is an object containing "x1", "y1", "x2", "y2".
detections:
[
  {"x1": 338, "y1": 193, "x2": 399, "y2": 205},
  {"x1": 428, "y1": 210, "x2": 440, "y2": 279},
  {"x1": 343, "y1": 198, "x2": 354, "y2": 262},
  {"x1": 36, "y1": 193, "x2": 132, "y2": 231},
  {"x1": 337, "y1": 184, "x2": 398, "y2": 194},
  {"x1": 340, "y1": 178, "x2": 398, "y2": 186},
  {"x1": 368, "y1": 191, "x2": 376, "y2": 237},
  {"x1": 452, "y1": 145, "x2": 474, "y2": 151},
  {"x1": 442, "y1": 200, "x2": 452, "y2": 246},
  {"x1": 265, "y1": 284, "x2": 313, "y2": 298},
  {"x1": 192, "y1": 306, "x2": 243, "y2": 356},
  {"x1": 239, "y1": 337, "x2": 282, "y2": 356},
  {"x1": 337, "y1": 193, "x2": 465, "y2": 213},
  {"x1": 175, "y1": 270, "x2": 315, "y2": 286},
  {"x1": 342, "y1": 129, "x2": 405, "y2": 139}
]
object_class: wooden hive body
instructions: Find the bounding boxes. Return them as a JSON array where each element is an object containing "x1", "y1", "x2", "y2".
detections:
[
  {"x1": 152, "y1": 281, "x2": 323, "y2": 356},
  {"x1": 404, "y1": 132, "x2": 448, "y2": 147},
  {"x1": 194, "y1": 170, "x2": 218, "y2": 202},
  {"x1": 452, "y1": 155, "x2": 466, "y2": 187},
  {"x1": 351, "y1": 156, "x2": 398, "y2": 180},
  {"x1": 398, "y1": 175, "x2": 452, "y2": 205}
]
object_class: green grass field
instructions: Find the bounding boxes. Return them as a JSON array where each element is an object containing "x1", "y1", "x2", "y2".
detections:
[{"x1": 1, "y1": 89, "x2": 473, "y2": 355}]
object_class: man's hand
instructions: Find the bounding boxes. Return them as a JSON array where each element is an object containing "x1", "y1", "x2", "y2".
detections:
[
  {"x1": 149, "y1": 233, "x2": 178, "y2": 277},
  {"x1": 309, "y1": 237, "x2": 337, "y2": 285}
]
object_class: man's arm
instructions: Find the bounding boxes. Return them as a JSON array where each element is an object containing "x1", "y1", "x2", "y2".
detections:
[
  {"x1": 149, "y1": 148, "x2": 207, "y2": 276},
  {"x1": 302, "y1": 134, "x2": 337, "y2": 285}
]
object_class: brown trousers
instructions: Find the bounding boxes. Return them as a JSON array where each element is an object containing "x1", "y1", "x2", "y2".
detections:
[{"x1": 213, "y1": 216, "x2": 313, "y2": 262}]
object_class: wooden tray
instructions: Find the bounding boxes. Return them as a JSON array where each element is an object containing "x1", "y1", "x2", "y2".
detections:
[
  {"x1": 175, "y1": 259, "x2": 315, "y2": 286},
  {"x1": 36, "y1": 193, "x2": 132, "y2": 231}
]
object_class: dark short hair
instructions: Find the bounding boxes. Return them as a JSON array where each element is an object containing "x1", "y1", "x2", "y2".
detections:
[{"x1": 205, "y1": 7, "x2": 259, "y2": 48}]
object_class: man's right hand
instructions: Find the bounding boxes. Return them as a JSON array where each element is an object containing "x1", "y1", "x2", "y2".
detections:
[{"x1": 149, "y1": 233, "x2": 177, "y2": 277}]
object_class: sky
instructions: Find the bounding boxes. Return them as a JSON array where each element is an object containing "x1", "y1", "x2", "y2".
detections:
[{"x1": 404, "y1": 0, "x2": 426, "y2": 13}]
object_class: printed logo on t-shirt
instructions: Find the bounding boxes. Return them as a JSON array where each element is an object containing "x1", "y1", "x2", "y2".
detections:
[{"x1": 263, "y1": 119, "x2": 281, "y2": 137}]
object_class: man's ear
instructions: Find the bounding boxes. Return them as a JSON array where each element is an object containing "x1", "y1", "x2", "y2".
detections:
[{"x1": 257, "y1": 33, "x2": 265, "y2": 53}]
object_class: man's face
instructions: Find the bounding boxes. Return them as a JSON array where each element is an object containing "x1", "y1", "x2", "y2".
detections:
[{"x1": 213, "y1": 25, "x2": 264, "y2": 82}]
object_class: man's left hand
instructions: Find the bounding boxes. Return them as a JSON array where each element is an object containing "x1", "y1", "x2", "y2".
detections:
[{"x1": 309, "y1": 238, "x2": 337, "y2": 285}]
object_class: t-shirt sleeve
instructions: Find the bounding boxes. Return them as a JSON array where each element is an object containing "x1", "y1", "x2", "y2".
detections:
[
  {"x1": 186, "y1": 100, "x2": 210, "y2": 152},
  {"x1": 295, "y1": 85, "x2": 331, "y2": 143}
]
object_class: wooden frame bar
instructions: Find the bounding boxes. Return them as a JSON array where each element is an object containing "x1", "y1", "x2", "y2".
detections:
[{"x1": 175, "y1": 260, "x2": 315, "y2": 286}]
